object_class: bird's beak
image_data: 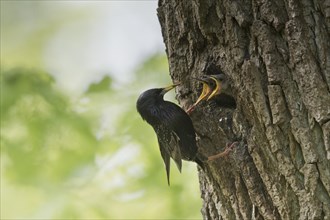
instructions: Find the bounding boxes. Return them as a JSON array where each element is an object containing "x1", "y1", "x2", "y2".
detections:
[
  {"x1": 186, "y1": 78, "x2": 212, "y2": 114},
  {"x1": 194, "y1": 81, "x2": 212, "y2": 104},
  {"x1": 161, "y1": 83, "x2": 180, "y2": 95},
  {"x1": 192, "y1": 77, "x2": 213, "y2": 100},
  {"x1": 207, "y1": 76, "x2": 222, "y2": 100}
]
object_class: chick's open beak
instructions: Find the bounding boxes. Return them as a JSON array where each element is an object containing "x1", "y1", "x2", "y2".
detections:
[
  {"x1": 207, "y1": 76, "x2": 222, "y2": 100},
  {"x1": 186, "y1": 78, "x2": 213, "y2": 114},
  {"x1": 194, "y1": 81, "x2": 212, "y2": 105}
]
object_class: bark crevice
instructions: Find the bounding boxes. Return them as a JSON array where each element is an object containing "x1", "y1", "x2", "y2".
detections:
[{"x1": 157, "y1": 0, "x2": 330, "y2": 219}]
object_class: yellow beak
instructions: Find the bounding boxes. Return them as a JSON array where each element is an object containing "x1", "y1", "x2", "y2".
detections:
[
  {"x1": 194, "y1": 82, "x2": 212, "y2": 105},
  {"x1": 161, "y1": 83, "x2": 180, "y2": 95},
  {"x1": 186, "y1": 80, "x2": 212, "y2": 114},
  {"x1": 207, "y1": 76, "x2": 222, "y2": 100}
]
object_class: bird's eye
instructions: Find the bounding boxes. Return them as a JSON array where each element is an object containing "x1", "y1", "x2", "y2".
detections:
[{"x1": 150, "y1": 108, "x2": 158, "y2": 115}]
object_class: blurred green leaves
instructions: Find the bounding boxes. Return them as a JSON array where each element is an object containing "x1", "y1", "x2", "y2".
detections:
[
  {"x1": 1, "y1": 54, "x2": 202, "y2": 219},
  {"x1": 1, "y1": 2, "x2": 201, "y2": 218},
  {"x1": 1, "y1": 69, "x2": 96, "y2": 185},
  {"x1": 86, "y1": 76, "x2": 112, "y2": 94}
]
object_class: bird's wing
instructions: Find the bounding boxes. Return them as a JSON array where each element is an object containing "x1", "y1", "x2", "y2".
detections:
[
  {"x1": 155, "y1": 125, "x2": 182, "y2": 184},
  {"x1": 158, "y1": 138, "x2": 171, "y2": 185},
  {"x1": 169, "y1": 131, "x2": 183, "y2": 171},
  {"x1": 160, "y1": 102, "x2": 198, "y2": 160}
]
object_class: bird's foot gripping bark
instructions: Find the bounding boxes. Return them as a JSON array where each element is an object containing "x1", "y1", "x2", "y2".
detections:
[{"x1": 207, "y1": 142, "x2": 238, "y2": 161}]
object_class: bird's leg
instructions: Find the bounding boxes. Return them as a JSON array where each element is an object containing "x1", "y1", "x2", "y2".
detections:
[{"x1": 207, "y1": 142, "x2": 238, "y2": 161}]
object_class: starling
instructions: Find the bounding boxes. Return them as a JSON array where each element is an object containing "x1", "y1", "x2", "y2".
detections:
[{"x1": 136, "y1": 84, "x2": 204, "y2": 185}]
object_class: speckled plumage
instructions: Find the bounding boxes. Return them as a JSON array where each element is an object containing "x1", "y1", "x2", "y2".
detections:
[{"x1": 136, "y1": 86, "x2": 204, "y2": 185}]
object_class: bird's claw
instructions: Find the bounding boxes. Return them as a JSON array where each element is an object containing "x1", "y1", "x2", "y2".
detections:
[{"x1": 225, "y1": 141, "x2": 238, "y2": 152}]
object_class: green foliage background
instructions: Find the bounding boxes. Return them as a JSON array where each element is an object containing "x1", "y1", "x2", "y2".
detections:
[{"x1": 1, "y1": 2, "x2": 201, "y2": 219}]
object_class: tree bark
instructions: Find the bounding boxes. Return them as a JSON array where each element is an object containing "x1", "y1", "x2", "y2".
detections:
[{"x1": 157, "y1": 0, "x2": 330, "y2": 219}]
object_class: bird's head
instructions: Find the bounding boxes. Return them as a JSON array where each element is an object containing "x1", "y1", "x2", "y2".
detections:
[{"x1": 136, "y1": 83, "x2": 179, "y2": 116}]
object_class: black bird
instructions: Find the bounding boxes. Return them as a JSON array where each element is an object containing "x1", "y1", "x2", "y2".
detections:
[{"x1": 136, "y1": 84, "x2": 204, "y2": 185}]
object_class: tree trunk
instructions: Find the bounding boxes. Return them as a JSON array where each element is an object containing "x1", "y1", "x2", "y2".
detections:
[{"x1": 157, "y1": 0, "x2": 330, "y2": 219}]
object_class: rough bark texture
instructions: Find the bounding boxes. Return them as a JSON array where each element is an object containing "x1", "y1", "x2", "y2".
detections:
[{"x1": 157, "y1": 0, "x2": 330, "y2": 219}]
